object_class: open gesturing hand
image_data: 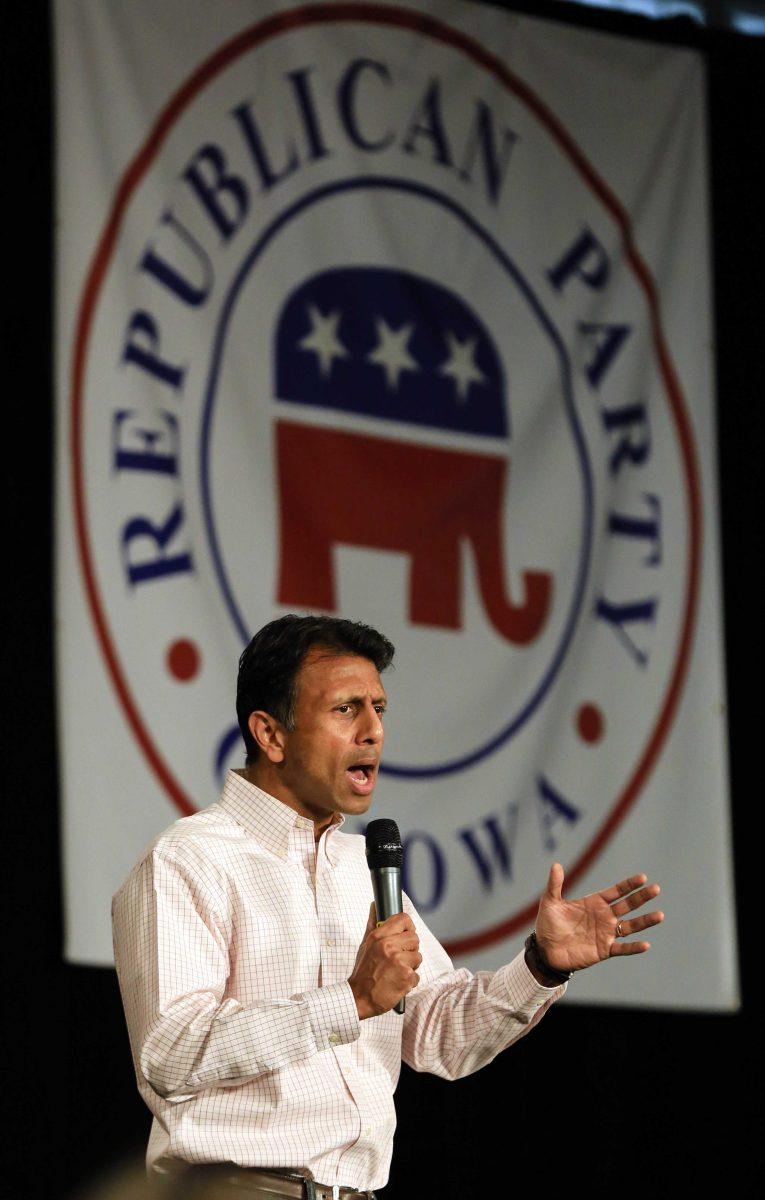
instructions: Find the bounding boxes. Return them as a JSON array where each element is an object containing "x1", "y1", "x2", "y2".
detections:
[{"x1": 534, "y1": 862, "x2": 664, "y2": 975}]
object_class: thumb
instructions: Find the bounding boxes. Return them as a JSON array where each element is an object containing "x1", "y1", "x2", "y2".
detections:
[
  {"x1": 545, "y1": 862, "x2": 564, "y2": 902},
  {"x1": 366, "y1": 900, "x2": 377, "y2": 932}
]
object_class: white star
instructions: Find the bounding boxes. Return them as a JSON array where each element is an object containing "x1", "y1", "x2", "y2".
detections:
[
  {"x1": 439, "y1": 331, "x2": 486, "y2": 402},
  {"x1": 367, "y1": 317, "x2": 419, "y2": 390},
  {"x1": 298, "y1": 305, "x2": 348, "y2": 377}
]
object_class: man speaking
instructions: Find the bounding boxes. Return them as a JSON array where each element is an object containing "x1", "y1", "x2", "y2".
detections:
[{"x1": 112, "y1": 614, "x2": 663, "y2": 1199}]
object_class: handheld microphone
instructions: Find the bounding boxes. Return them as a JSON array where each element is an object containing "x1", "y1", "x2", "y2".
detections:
[{"x1": 365, "y1": 819, "x2": 406, "y2": 1015}]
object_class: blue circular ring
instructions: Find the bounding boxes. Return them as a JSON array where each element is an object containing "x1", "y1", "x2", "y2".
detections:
[{"x1": 199, "y1": 175, "x2": 594, "y2": 779}]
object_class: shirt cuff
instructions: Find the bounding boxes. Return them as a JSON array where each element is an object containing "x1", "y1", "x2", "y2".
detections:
[
  {"x1": 496, "y1": 949, "x2": 568, "y2": 1016},
  {"x1": 298, "y1": 981, "x2": 361, "y2": 1051}
]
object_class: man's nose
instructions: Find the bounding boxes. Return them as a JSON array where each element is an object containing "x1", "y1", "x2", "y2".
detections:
[{"x1": 358, "y1": 703, "x2": 383, "y2": 742}]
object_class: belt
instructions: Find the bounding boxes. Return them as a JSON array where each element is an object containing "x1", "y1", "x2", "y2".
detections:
[{"x1": 154, "y1": 1164, "x2": 376, "y2": 1200}]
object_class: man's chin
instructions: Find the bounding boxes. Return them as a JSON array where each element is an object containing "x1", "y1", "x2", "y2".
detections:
[{"x1": 337, "y1": 787, "x2": 375, "y2": 815}]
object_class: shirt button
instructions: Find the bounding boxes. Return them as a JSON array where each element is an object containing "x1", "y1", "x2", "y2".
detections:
[
  {"x1": 325, "y1": 938, "x2": 335, "y2": 948},
  {"x1": 329, "y1": 1032, "x2": 341, "y2": 1045}
]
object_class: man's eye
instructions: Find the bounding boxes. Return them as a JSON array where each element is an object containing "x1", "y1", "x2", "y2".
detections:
[
  {"x1": 375, "y1": 707, "x2": 386, "y2": 716},
  {"x1": 336, "y1": 704, "x2": 351, "y2": 714}
]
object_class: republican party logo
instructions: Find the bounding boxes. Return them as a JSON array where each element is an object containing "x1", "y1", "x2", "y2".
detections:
[{"x1": 71, "y1": 3, "x2": 700, "y2": 959}]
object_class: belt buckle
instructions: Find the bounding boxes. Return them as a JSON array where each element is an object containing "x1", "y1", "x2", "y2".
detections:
[
  {"x1": 309, "y1": 1183, "x2": 340, "y2": 1200},
  {"x1": 310, "y1": 1185, "x2": 338, "y2": 1200}
]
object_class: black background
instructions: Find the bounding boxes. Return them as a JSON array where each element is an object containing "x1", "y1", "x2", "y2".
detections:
[{"x1": 4, "y1": 2, "x2": 762, "y2": 1197}]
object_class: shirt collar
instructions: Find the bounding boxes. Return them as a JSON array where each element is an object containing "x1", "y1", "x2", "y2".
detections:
[{"x1": 219, "y1": 770, "x2": 345, "y2": 862}]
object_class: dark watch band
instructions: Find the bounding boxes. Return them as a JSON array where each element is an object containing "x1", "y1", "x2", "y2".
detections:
[{"x1": 524, "y1": 931, "x2": 572, "y2": 984}]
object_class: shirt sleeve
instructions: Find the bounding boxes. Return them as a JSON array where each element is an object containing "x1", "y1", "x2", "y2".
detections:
[
  {"x1": 112, "y1": 846, "x2": 360, "y2": 1103},
  {"x1": 401, "y1": 893, "x2": 565, "y2": 1079}
]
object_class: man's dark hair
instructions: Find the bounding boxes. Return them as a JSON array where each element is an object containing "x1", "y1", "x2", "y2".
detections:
[{"x1": 236, "y1": 614, "x2": 395, "y2": 764}]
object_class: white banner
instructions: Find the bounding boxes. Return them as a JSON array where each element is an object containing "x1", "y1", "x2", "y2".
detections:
[{"x1": 56, "y1": 0, "x2": 738, "y2": 1009}]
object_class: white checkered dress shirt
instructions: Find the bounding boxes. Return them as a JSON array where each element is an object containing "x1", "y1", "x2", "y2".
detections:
[{"x1": 112, "y1": 771, "x2": 564, "y2": 1191}]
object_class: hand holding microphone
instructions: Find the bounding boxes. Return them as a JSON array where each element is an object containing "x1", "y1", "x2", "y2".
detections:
[{"x1": 348, "y1": 820, "x2": 421, "y2": 1020}]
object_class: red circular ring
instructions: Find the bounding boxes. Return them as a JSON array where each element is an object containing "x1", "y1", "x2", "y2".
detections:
[{"x1": 70, "y1": 2, "x2": 702, "y2": 954}]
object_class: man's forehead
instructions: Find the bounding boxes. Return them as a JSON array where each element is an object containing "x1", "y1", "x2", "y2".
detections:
[{"x1": 297, "y1": 648, "x2": 385, "y2": 696}]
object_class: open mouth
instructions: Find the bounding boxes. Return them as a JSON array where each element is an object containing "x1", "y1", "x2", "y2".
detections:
[{"x1": 346, "y1": 763, "x2": 377, "y2": 795}]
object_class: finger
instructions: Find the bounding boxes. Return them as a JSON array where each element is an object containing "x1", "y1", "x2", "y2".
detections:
[
  {"x1": 387, "y1": 932, "x2": 420, "y2": 952},
  {"x1": 615, "y1": 910, "x2": 664, "y2": 937},
  {"x1": 401, "y1": 946, "x2": 422, "y2": 963},
  {"x1": 545, "y1": 862, "x2": 564, "y2": 902},
  {"x1": 598, "y1": 873, "x2": 648, "y2": 904},
  {"x1": 406, "y1": 971, "x2": 420, "y2": 992},
  {"x1": 611, "y1": 884, "x2": 661, "y2": 917},
  {"x1": 365, "y1": 902, "x2": 377, "y2": 933},
  {"x1": 395, "y1": 954, "x2": 422, "y2": 975},
  {"x1": 386, "y1": 936, "x2": 422, "y2": 955},
  {"x1": 374, "y1": 912, "x2": 415, "y2": 936},
  {"x1": 374, "y1": 927, "x2": 416, "y2": 953},
  {"x1": 610, "y1": 939, "x2": 651, "y2": 956}
]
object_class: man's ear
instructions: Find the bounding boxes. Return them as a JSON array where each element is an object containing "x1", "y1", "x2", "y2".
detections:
[{"x1": 248, "y1": 710, "x2": 287, "y2": 763}]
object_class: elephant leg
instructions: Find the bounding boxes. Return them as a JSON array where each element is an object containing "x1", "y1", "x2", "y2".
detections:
[
  {"x1": 409, "y1": 527, "x2": 462, "y2": 629},
  {"x1": 466, "y1": 460, "x2": 552, "y2": 646},
  {"x1": 275, "y1": 423, "x2": 337, "y2": 611}
]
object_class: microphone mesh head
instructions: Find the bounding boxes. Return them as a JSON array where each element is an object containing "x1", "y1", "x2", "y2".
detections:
[{"x1": 365, "y1": 818, "x2": 403, "y2": 868}]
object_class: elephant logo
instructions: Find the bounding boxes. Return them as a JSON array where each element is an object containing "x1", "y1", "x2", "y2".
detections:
[{"x1": 274, "y1": 267, "x2": 552, "y2": 646}]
